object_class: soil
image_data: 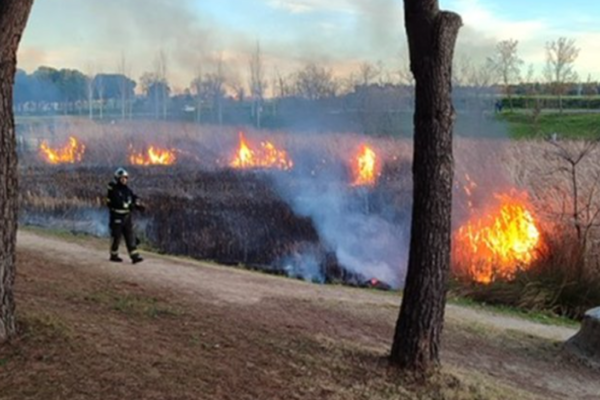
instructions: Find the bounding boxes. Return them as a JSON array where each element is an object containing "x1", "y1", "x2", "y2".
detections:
[{"x1": 1, "y1": 230, "x2": 598, "y2": 400}]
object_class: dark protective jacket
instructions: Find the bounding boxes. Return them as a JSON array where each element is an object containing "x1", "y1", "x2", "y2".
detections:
[{"x1": 106, "y1": 180, "x2": 140, "y2": 219}]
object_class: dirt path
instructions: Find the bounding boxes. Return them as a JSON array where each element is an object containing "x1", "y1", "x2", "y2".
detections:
[
  {"x1": 8, "y1": 230, "x2": 598, "y2": 400},
  {"x1": 17, "y1": 230, "x2": 576, "y2": 341}
]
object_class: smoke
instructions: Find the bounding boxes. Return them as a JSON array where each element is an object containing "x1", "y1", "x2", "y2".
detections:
[
  {"x1": 81, "y1": 0, "x2": 222, "y2": 86},
  {"x1": 278, "y1": 244, "x2": 327, "y2": 284},
  {"x1": 270, "y1": 137, "x2": 410, "y2": 288},
  {"x1": 19, "y1": 0, "x2": 541, "y2": 92},
  {"x1": 351, "y1": 0, "x2": 403, "y2": 57},
  {"x1": 20, "y1": 207, "x2": 109, "y2": 237}
]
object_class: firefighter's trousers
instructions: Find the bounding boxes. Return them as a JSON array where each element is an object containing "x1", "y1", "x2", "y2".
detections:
[{"x1": 110, "y1": 212, "x2": 140, "y2": 259}]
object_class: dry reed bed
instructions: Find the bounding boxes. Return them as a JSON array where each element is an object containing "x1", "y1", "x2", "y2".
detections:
[{"x1": 18, "y1": 119, "x2": 600, "y2": 314}]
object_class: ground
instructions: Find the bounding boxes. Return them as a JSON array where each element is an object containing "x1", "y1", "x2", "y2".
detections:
[{"x1": 1, "y1": 229, "x2": 598, "y2": 400}]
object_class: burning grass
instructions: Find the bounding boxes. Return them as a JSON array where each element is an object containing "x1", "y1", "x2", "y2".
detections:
[
  {"x1": 128, "y1": 145, "x2": 177, "y2": 166},
  {"x1": 18, "y1": 119, "x2": 412, "y2": 289},
  {"x1": 19, "y1": 164, "x2": 408, "y2": 287},
  {"x1": 18, "y1": 119, "x2": 600, "y2": 318},
  {"x1": 230, "y1": 132, "x2": 293, "y2": 170},
  {"x1": 453, "y1": 139, "x2": 600, "y2": 319},
  {"x1": 39, "y1": 136, "x2": 86, "y2": 164},
  {"x1": 452, "y1": 190, "x2": 544, "y2": 284},
  {"x1": 451, "y1": 232, "x2": 600, "y2": 320},
  {"x1": 351, "y1": 144, "x2": 381, "y2": 186}
]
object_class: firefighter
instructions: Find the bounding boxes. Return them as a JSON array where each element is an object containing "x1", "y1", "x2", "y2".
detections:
[{"x1": 106, "y1": 167, "x2": 144, "y2": 263}]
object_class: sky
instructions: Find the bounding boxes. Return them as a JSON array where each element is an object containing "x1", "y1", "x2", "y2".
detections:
[{"x1": 17, "y1": 0, "x2": 600, "y2": 92}]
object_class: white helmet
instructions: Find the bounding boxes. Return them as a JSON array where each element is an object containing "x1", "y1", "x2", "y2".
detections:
[{"x1": 114, "y1": 167, "x2": 129, "y2": 180}]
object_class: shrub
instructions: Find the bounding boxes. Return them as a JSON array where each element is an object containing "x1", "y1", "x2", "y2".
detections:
[{"x1": 451, "y1": 228, "x2": 600, "y2": 320}]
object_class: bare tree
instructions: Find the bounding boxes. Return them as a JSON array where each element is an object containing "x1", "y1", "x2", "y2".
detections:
[
  {"x1": 452, "y1": 54, "x2": 473, "y2": 88},
  {"x1": 390, "y1": 0, "x2": 462, "y2": 375},
  {"x1": 545, "y1": 37, "x2": 579, "y2": 113},
  {"x1": 358, "y1": 62, "x2": 380, "y2": 86},
  {"x1": 295, "y1": 63, "x2": 339, "y2": 100},
  {"x1": 472, "y1": 61, "x2": 497, "y2": 113},
  {"x1": 524, "y1": 64, "x2": 537, "y2": 103},
  {"x1": 229, "y1": 73, "x2": 245, "y2": 102},
  {"x1": 273, "y1": 67, "x2": 293, "y2": 98},
  {"x1": 452, "y1": 55, "x2": 475, "y2": 112},
  {"x1": 211, "y1": 56, "x2": 226, "y2": 125},
  {"x1": 117, "y1": 52, "x2": 130, "y2": 120},
  {"x1": 190, "y1": 59, "x2": 227, "y2": 126},
  {"x1": 583, "y1": 74, "x2": 598, "y2": 109},
  {"x1": 85, "y1": 63, "x2": 95, "y2": 120},
  {"x1": 547, "y1": 140, "x2": 600, "y2": 246},
  {"x1": 249, "y1": 42, "x2": 267, "y2": 128},
  {"x1": 271, "y1": 67, "x2": 293, "y2": 119},
  {"x1": 0, "y1": 0, "x2": 34, "y2": 343},
  {"x1": 339, "y1": 71, "x2": 359, "y2": 96},
  {"x1": 95, "y1": 72, "x2": 105, "y2": 120},
  {"x1": 488, "y1": 39, "x2": 523, "y2": 111},
  {"x1": 191, "y1": 64, "x2": 204, "y2": 124},
  {"x1": 523, "y1": 64, "x2": 542, "y2": 127},
  {"x1": 140, "y1": 71, "x2": 169, "y2": 120},
  {"x1": 155, "y1": 50, "x2": 169, "y2": 120},
  {"x1": 192, "y1": 56, "x2": 227, "y2": 125}
]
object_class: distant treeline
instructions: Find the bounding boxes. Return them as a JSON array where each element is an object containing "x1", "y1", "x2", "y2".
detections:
[
  {"x1": 12, "y1": 65, "x2": 420, "y2": 134},
  {"x1": 13, "y1": 64, "x2": 600, "y2": 134}
]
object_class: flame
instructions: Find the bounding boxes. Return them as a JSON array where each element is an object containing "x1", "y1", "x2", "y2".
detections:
[
  {"x1": 230, "y1": 132, "x2": 293, "y2": 170},
  {"x1": 129, "y1": 146, "x2": 177, "y2": 166},
  {"x1": 352, "y1": 144, "x2": 379, "y2": 186},
  {"x1": 39, "y1": 136, "x2": 86, "y2": 164},
  {"x1": 453, "y1": 191, "x2": 543, "y2": 284},
  {"x1": 463, "y1": 173, "x2": 478, "y2": 212}
]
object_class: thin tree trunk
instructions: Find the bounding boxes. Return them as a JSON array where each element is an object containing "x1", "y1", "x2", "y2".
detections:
[
  {"x1": 88, "y1": 91, "x2": 93, "y2": 120},
  {"x1": 390, "y1": 0, "x2": 461, "y2": 374},
  {"x1": 256, "y1": 100, "x2": 262, "y2": 129},
  {"x1": 559, "y1": 92, "x2": 563, "y2": 113},
  {"x1": 162, "y1": 87, "x2": 167, "y2": 120},
  {"x1": 0, "y1": 0, "x2": 34, "y2": 343},
  {"x1": 196, "y1": 96, "x2": 202, "y2": 124},
  {"x1": 121, "y1": 89, "x2": 126, "y2": 120}
]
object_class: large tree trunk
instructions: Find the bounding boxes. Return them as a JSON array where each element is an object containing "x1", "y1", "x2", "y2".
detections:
[
  {"x1": 0, "y1": 0, "x2": 34, "y2": 343},
  {"x1": 390, "y1": 0, "x2": 461, "y2": 374}
]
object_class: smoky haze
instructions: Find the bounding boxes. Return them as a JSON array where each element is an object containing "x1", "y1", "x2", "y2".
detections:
[
  {"x1": 268, "y1": 134, "x2": 411, "y2": 288},
  {"x1": 17, "y1": 0, "x2": 516, "y2": 90},
  {"x1": 15, "y1": 0, "x2": 527, "y2": 290}
]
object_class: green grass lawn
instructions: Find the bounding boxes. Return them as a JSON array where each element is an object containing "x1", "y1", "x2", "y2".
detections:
[{"x1": 499, "y1": 111, "x2": 600, "y2": 139}]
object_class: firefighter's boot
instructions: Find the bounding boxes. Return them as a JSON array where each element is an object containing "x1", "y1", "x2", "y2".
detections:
[
  {"x1": 131, "y1": 254, "x2": 144, "y2": 264},
  {"x1": 110, "y1": 255, "x2": 123, "y2": 262}
]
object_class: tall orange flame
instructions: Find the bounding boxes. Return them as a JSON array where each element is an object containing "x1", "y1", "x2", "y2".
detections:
[
  {"x1": 453, "y1": 191, "x2": 543, "y2": 284},
  {"x1": 230, "y1": 132, "x2": 293, "y2": 170},
  {"x1": 129, "y1": 146, "x2": 177, "y2": 166},
  {"x1": 39, "y1": 136, "x2": 86, "y2": 164},
  {"x1": 352, "y1": 144, "x2": 378, "y2": 186}
]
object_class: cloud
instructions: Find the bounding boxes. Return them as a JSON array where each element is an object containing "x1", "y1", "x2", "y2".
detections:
[
  {"x1": 267, "y1": 0, "x2": 355, "y2": 14},
  {"x1": 451, "y1": 0, "x2": 546, "y2": 41}
]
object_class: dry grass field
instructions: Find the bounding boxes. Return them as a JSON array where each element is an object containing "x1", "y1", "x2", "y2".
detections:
[{"x1": 17, "y1": 118, "x2": 600, "y2": 317}]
